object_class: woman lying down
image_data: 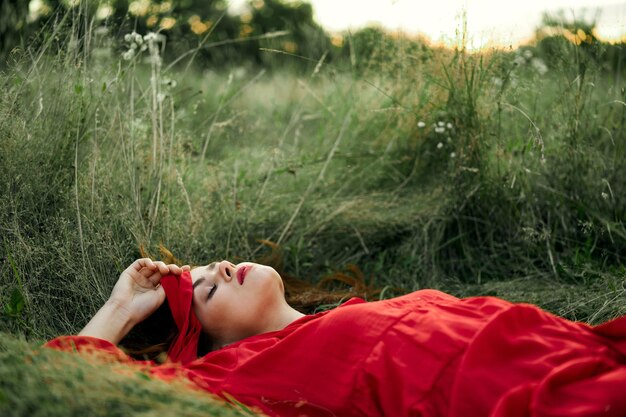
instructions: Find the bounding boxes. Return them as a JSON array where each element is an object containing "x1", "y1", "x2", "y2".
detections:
[{"x1": 46, "y1": 258, "x2": 626, "y2": 416}]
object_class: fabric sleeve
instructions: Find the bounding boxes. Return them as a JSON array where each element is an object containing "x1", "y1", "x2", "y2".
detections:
[{"x1": 44, "y1": 335, "x2": 135, "y2": 363}]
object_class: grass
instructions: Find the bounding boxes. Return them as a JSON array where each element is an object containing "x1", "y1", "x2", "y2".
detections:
[
  {"x1": 0, "y1": 334, "x2": 258, "y2": 417},
  {"x1": 1, "y1": 8, "x2": 626, "y2": 415}
]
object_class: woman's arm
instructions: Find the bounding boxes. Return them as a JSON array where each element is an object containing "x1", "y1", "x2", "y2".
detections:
[{"x1": 78, "y1": 258, "x2": 189, "y2": 344}]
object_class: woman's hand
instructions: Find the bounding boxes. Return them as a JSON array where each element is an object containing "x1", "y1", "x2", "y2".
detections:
[
  {"x1": 78, "y1": 258, "x2": 190, "y2": 344},
  {"x1": 107, "y1": 258, "x2": 190, "y2": 326}
]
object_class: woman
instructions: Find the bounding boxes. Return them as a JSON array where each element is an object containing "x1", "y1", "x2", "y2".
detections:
[{"x1": 46, "y1": 258, "x2": 626, "y2": 417}]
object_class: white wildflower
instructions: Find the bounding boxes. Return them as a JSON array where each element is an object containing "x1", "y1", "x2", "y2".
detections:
[
  {"x1": 450, "y1": 152, "x2": 456, "y2": 158},
  {"x1": 122, "y1": 49, "x2": 135, "y2": 60},
  {"x1": 602, "y1": 192, "x2": 609, "y2": 200},
  {"x1": 437, "y1": 121, "x2": 445, "y2": 127},
  {"x1": 134, "y1": 33, "x2": 144, "y2": 45},
  {"x1": 437, "y1": 142, "x2": 443, "y2": 149},
  {"x1": 143, "y1": 32, "x2": 158, "y2": 42},
  {"x1": 435, "y1": 126, "x2": 445, "y2": 134},
  {"x1": 162, "y1": 78, "x2": 177, "y2": 88},
  {"x1": 417, "y1": 121, "x2": 426, "y2": 128},
  {"x1": 513, "y1": 55, "x2": 526, "y2": 66},
  {"x1": 446, "y1": 123, "x2": 453, "y2": 129},
  {"x1": 233, "y1": 67, "x2": 247, "y2": 80},
  {"x1": 531, "y1": 58, "x2": 548, "y2": 75},
  {"x1": 124, "y1": 33, "x2": 133, "y2": 43},
  {"x1": 523, "y1": 50, "x2": 533, "y2": 60}
]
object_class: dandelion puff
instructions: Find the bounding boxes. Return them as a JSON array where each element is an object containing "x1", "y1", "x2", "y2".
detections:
[
  {"x1": 437, "y1": 142, "x2": 443, "y2": 149},
  {"x1": 124, "y1": 33, "x2": 133, "y2": 43},
  {"x1": 417, "y1": 121, "x2": 426, "y2": 128},
  {"x1": 134, "y1": 33, "x2": 143, "y2": 45}
]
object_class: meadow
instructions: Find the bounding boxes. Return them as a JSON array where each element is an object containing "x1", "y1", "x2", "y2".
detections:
[{"x1": 1, "y1": 12, "x2": 626, "y2": 415}]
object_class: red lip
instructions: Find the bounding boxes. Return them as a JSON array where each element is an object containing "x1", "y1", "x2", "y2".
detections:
[{"x1": 237, "y1": 265, "x2": 251, "y2": 285}]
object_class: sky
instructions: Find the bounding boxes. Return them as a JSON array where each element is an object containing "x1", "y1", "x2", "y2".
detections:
[{"x1": 229, "y1": 0, "x2": 626, "y2": 49}]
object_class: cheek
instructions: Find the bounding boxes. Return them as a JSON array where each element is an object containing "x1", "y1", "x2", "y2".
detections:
[
  {"x1": 192, "y1": 301, "x2": 208, "y2": 329},
  {"x1": 247, "y1": 276, "x2": 283, "y2": 311},
  {"x1": 193, "y1": 296, "x2": 221, "y2": 331}
]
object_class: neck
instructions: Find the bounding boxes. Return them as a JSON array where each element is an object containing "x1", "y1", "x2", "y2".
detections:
[
  {"x1": 270, "y1": 303, "x2": 305, "y2": 331},
  {"x1": 216, "y1": 303, "x2": 305, "y2": 350},
  {"x1": 257, "y1": 302, "x2": 304, "y2": 338}
]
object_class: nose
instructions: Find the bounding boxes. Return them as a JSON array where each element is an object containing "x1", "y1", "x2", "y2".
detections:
[{"x1": 218, "y1": 260, "x2": 236, "y2": 282}]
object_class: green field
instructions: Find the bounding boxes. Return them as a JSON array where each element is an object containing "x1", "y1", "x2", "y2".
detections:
[{"x1": 1, "y1": 8, "x2": 626, "y2": 415}]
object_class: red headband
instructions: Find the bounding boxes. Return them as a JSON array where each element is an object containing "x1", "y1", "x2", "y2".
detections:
[{"x1": 160, "y1": 271, "x2": 202, "y2": 365}]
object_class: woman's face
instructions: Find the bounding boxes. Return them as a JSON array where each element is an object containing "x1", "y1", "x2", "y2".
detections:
[{"x1": 190, "y1": 261, "x2": 286, "y2": 348}]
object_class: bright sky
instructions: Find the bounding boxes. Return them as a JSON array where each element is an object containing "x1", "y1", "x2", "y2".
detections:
[{"x1": 230, "y1": 0, "x2": 626, "y2": 49}]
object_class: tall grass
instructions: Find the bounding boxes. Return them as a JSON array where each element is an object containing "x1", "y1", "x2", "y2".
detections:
[{"x1": 1, "y1": 6, "x2": 626, "y2": 415}]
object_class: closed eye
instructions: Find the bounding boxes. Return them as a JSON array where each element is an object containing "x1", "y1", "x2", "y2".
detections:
[{"x1": 207, "y1": 284, "x2": 217, "y2": 301}]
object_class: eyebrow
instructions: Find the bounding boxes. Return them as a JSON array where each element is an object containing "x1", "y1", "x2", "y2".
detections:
[
  {"x1": 192, "y1": 263, "x2": 217, "y2": 290},
  {"x1": 193, "y1": 278, "x2": 205, "y2": 290}
]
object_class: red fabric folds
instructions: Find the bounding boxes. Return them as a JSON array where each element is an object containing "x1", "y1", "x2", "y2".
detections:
[
  {"x1": 45, "y1": 290, "x2": 626, "y2": 416},
  {"x1": 160, "y1": 271, "x2": 202, "y2": 365}
]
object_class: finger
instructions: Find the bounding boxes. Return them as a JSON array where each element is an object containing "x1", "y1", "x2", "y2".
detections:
[
  {"x1": 126, "y1": 259, "x2": 156, "y2": 280},
  {"x1": 181, "y1": 265, "x2": 191, "y2": 272},
  {"x1": 146, "y1": 269, "x2": 164, "y2": 287},
  {"x1": 153, "y1": 261, "x2": 169, "y2": 275},
  {"x1": 166, "y1": 264, "x2": 184, "y2": 275},
  {"x1": 130, "y1": 258, "x2": 155, "y2": 272}
]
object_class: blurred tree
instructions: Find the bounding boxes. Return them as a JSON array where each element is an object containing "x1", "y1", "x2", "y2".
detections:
[
  {"x1": 0, "y1": 0, "x2": 333, "y2": 70},
  {"x1": 334, "y1": 26, "x2": 432, "y2": 76},
  {"x1": 243, "y1": 0, "x2": 330, "y2": 67},
  {"x1": 535, "y1": 11, "x2": 604, "y2": 68},
  {"x1": 0, "y1": 0, "x2": 30, "y2": 56}
]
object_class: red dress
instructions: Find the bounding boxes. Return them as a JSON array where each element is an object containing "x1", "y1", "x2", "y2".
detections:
[{"x1": 46, "y1": 290, "x2": 626, "y2": 416}]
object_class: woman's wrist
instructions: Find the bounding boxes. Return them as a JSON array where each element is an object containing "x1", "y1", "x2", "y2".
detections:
[{"x1": 78, "y1": 299, "x2": 137, "y2": 345}]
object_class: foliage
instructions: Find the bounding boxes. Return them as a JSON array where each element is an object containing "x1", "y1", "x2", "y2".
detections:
[
  {"x1": 1, "y1": 4, "x2": 626, "y2": 415},
  {"x1": 0, "y1": 1, "x2": 30, "y2": 56},
  {"x1": 0, "y1": 0, "x2": 331, "y2": 69},
  {"x1": 0, "y1": 332, "x2": 260, "y2": 417}
]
